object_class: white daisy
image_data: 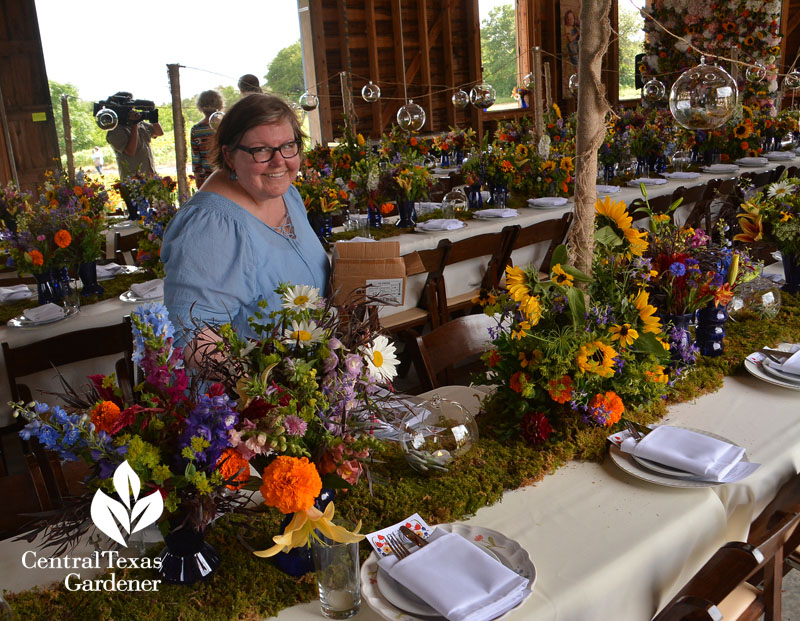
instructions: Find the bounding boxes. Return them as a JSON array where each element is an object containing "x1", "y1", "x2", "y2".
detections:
[
  {"x1": 768, "y1": 180, "x2": 796, "y2": 199},
  {"x1": 281, "y1": 284, "x2": 321, "y2": 311},
  {"x1": 283, "y1": 319, "x2": 324, "y2": 347},
  {"x1": 362, "y1": 335, "x2": 400, "y2": 382}
]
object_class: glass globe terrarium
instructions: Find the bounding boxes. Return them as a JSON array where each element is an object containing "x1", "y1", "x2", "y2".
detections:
[
  {"x1": 362, "y1": 81, "x2": 381, "y2": 102},
  {"x1": 452, "y1": 89, "x2": 470, "y2": 108},
  {"x1": 669, "y1": 57, "x2": 738, "y2": 130},
  {"x1": 397, "y1": 100, "x2": 426, "y2": 132},
  {"x1": 299, "y1": 91, "x2": 319, "y2": 111},
  {"x1": 400, "y1": 394, "x2": 478, "y2": 474},
  {"x1": 470, "y1": 83, "x2": 496, "y2": 109},
  {"x1": 208, "y1": 111, "x2": 224, "y2": 131},
  {"x1": 642, "y1": 78, "x2": 666, "y2": 103},
  {"x1": 442, "y1": 188, "x2": 468, "y2": 218}
]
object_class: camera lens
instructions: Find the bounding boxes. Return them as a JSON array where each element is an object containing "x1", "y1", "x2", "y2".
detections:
[{"x1": 95, "y1": 107, "x2": 118, "y2": 130}]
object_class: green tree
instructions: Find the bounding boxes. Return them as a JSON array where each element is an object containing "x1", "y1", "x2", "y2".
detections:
[
  {"x1": 265, "y1": 40, "x2": 304, "y2": 98},
  {"x1": 480, "y1": 4, "x2": 517, "y2": 102},
  {"x1": 618, "y1": 4, "x2": 645, "y2": 91},
  {"x1": 49, "y1": 80, "x2": 106, "y2": 159}
]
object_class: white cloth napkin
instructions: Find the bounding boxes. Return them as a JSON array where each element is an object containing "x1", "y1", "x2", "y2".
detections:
[
  {"x1": 528, "y1": 197, "x2": 568, "y2": 207},
  {"x1": 0, "y1": 284, "x2": 33, "y2": 303},
  {"x1": 775, "y1": 345, "x2": 800, "y2": 376},
  {"x1": 661, "y1": 171, "x2": 702, "y2": 179},
  {"x1": 130, "y1": 279, "x2": 164, "y2": 299},
  {"x1": 23, "y1": 303, "x2": 65, "y2": 322},
  {"x1": 766, "y1": 151, "x2": 796, "y2": 160},
  {"x1": 703, "y1": 164, "x2": 740, "y2": 172},
  {"x1": 95, "y1": 262, "x2": 123, "y2": 278},
  {"x1": 595, "y1": 184, "x2": 620, "y2": 194},
  {"x1": 473, "y1": 208, "x2": 518, "y2": 219},
  {"x1": 379, "y1": 531, "x2": 529, "y2": 621},
  {"x1": 628, "y1": 177, "x2": 667, "y2": 186},
  {"x1": 735, "y1": 157, "x2": 769, "y2": 166},
  {"x1": 418, "y1": 219, "x2": 465, "y2": 231},
  {"x1": 620, "y1": 426, "x2": 745, "y2": 481}
]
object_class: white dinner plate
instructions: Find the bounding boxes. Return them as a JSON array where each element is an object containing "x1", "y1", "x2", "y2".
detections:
[
  {"x1": 111, "y1": 219, "x2": 138, "y2": 229},
  {"x1": 376, "y1": 538, "x2": 503, "y2": 617},
  {"x1": 361, "y1": 523, "x2": 536, "y2": 621},
  {"x1": 631, "y1": 455, "x2": 697, "y2": 479},
  {"x1": 761, "y1": 359, "x2": 800, "y2": 385},
  {"x1": 528, "y1": 197, "x2": 568, "y2": 208},
  {"x1": 97, "y1": 265, "x2": 141, "y2": 281},
  {"x1": 702, "y1": 164, "x2": 739, "y2": 173},
  {"x1": 120, "y1": 290, "x2": 162, "y2": 303},
  {"x1": 7, "y1": 305, "x2": 79, "y2": 328},
  {"x1": 608, "y1": 427, "x2": 747, "y2": 488},
  {"x1": 735, "y1": 158, "x2": 769, "y2": 167},
  {"x1": 744, "y1": 351, "x2": 800, "y2": 392}
]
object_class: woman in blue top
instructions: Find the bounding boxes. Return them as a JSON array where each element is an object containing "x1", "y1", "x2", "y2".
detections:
[{"x1": 161, "y1": 93, "x2": 330, "y2": 347}]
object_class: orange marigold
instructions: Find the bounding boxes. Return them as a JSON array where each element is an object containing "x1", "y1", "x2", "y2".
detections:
[
  {"x1": 217, "y1": 448, "x2": 250, "y2": 490},
  {"x1": 379, "y1": 202, "x2": 395, "y2": 215},
  {"x1": 587, "y1": 391, "x2": 624, "y2": 427},
  {"x1": 509, "y1": 371, "x2": 527, "y2": 394},
  {"x1": 547, "y1": 375, "x2": 574, "y2": 404},
  {"x1": 54, "y1": 229, "x2": 72, "y2": 249},
  {"x1": 91, "y1": 400, "x2": 122, "y2": 435},
  {"x1": 28, "y1": 250, "x2": 44, "y2": 267},
  {"x1": 260, "y1": 456, "x2": 322, "y2": 514}
]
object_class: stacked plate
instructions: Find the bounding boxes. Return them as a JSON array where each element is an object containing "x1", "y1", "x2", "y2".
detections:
[{"x1": 744, "y1": 345, "x2": 800, "y2": 391}]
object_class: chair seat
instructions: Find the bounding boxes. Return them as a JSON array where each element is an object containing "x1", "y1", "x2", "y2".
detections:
[
  {"x1": 446, "y1": 289, "x2": 481, "y2": 310},
  {"x1": 379, "y1": 307, "x2": 430, "y2": 332}
]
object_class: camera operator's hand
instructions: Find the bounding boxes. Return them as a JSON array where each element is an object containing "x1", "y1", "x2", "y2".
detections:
[{"x1": 127, "y1": 109, "x2": 143, "y2": 124}]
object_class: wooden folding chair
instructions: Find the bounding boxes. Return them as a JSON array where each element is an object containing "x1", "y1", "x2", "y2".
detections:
[
  {"x1": 113, "y1": 230, "x2": 146, "y2": 266},
  {"x1": 2, "y1": 317, "x2": 136, "y2": 502},
  {"x1": 410, "y1": 313, "x2": 496, "y2": 391},
  {"x1": 508, "y1": 212, "x2": 574, "y2": 277}
]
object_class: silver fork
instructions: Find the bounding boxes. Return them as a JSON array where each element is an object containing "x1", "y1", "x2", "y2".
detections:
[
  {"x1": 385, "y1": 533, "x2": 410, "y2": 559},
  {"x1": 623, "y1": 420, "x2": 643, "y2": 442}
]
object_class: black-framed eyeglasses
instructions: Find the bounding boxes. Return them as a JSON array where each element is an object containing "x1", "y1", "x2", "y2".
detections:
[{"x1": 235, "y1": 140, "x2": 300, "y2": 163}]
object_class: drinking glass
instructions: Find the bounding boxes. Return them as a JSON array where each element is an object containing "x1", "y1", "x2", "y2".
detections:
[
  {"x1": 311, "y1": 533, "x2": 361, "y2": 619},
  {"x1": 672, "y1": 150, "x2": 691, "y2": 172}
]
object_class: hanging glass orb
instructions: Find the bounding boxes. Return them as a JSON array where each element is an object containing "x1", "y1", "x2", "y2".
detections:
[
  {"x1": 522, "y1": 72, "x2": 535, "y2": 89},
  {"x1": 442, "y1": 188, "x2": 469, "y2": 217},
  {"x1": 469, "y1": 83, "x2": 496, "y2": 109},
  {"x1": 298, "y1": 91, "x2": 319, "y2": 111},
  {"x1": 397, "y1": 100, "x2": 426, "y2": 132},
  {"x1": 642, "y1": 78, "x2": 666, "y2": 102},
  {"x1": 208, "y1": 111, "x2": 224, "y2": 131},
  {"x1": 745, "y1": 62, "x2": 767, "y2": 84},
  {"x1": 452, "y1": 89, "x2": 470, "y2": 108},
  {"x1": 784, "y1": 70, "x2": 800, "y2": 91},
  {"x1": 361, "y1": 81, "x2": 381, "y2": 102},
  {"x1": 668, "y1": 57, "x2": 738, "y2": 130},
  {"x1": 568, "y1": 74, "x2": 579, "y2": 96},
  {"x1": 94, "y1": 107, "x2": 118, "y2": 130}
]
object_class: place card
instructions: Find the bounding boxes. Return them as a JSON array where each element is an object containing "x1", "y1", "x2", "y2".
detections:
[{"x1": 366, "y1": 513, "x2": 432, "y2": 557}]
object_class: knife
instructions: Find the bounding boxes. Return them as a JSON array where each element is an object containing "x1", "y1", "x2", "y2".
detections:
[{"x1": 400, "y1": 525, "x2": 429, "y2": 548}]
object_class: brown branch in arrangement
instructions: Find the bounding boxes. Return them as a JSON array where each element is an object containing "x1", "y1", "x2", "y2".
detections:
[{"x1": 570, "y1": 0, "x2": 613, "y2": 280}]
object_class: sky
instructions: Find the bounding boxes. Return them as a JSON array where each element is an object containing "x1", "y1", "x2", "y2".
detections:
[{"x1": 34, "y1": 0, "x2": 303, "y2": 105}]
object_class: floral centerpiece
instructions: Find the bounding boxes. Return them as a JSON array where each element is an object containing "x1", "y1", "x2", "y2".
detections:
[
  {"x1": 526, "y1": 154, "x2": 575, "y2": 198},
  {"x1": 735, "y1": 175, "x2": 800, "y2": 293},
  {"x1": 294, "y1": 169, "x2": 348, "y2": 242},
  {"x1": 115, "y1": 173, "x2": 176, "y2": 222},
  {"x1": 474, "y1": 197, "x2": 671, "y2": 442},
  {"x1": 136, "y1": 195, "x2": 178, "y2": 278},
  {"x1": 379, "y1": 124, "x2": 431, "y2": 161},
  {"x1": 377, "y1": 161, "x2": 432, "y2": 227}
]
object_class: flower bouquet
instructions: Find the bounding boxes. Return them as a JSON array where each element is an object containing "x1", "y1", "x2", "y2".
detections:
[
  {"x1": 475, "y1": 197, "x2": 671, "y2": 442},
  {"x1": 136, "y1": 194, "x2": 178, "y2": 278},
  {"x1": 115, "y1": 173, "x2": 176, "y2": 222}
]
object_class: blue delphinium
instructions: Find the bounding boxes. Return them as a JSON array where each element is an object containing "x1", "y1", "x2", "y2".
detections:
[
  {"x1": 131, "y1": 302, "x2": 176, "y2": 365},
  {"x1": 17, "y1": 402, "x2": 90, "y2": 462},
  {"x1": 179, "y1": 392, "x2": 238, "y2": 470}
]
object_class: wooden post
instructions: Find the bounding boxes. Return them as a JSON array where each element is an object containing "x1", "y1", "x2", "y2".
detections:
[
  {"x1": 60, "y1": 94, "x2": 74, "y2": 184},
  {"x1": 544, "y1": 62, "x2": 552, "y2": 109},
  {"x1": 340, "y1": 71, "x2": 356, "y2": 135},
  {"x1": 570, "y1": 0, "x2": 612, "y2": 279},
  {"x1": 0, "y1": 82, "x2": 19, "y2": 186},
  {"x1": 731, "y1": 46, "x2": 739, "y2": 83},
  {"x1": 533, "y1": 47, "x2": 544, "y2": 139},
  {"x1": 166, "y1": 64, "x2": 188, "y2": 201}
]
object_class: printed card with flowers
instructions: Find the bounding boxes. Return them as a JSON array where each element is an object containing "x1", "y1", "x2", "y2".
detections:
[{"x1": 366, "y1": 513, "x2": 432, "y2": 557}]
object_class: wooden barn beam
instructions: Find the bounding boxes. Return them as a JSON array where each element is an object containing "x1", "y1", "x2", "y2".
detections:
[
  {"x1": 466, "y1": 0, "x2": 482, "y2": 138},
  {"x1": 298, "y1": 0, "x2": 323, "y2": 145},
  {"x1": 309, "y1": 0, "x2": 333, "y2": 142},
  {"x1": 391, "y1": 0, "x2": 407, "y2": 114},
  {"x1": 364, "y1": 0, "x2": 383, "y2": 135},
  {"x1": 417, "y1": 0, "x2": 434, "y2": 131},
  {"x1": 441, "y1": 0, "x2": 456, "y2": 127}
]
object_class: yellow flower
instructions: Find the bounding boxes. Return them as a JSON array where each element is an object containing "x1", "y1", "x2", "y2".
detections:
[
  {"x1": 646, "y1": 365, "x2": 669, "y2": 383},
  {"x1": 518, "y1": 294, "x2": 543, "y2": 325},
  {"x1": 551, "y1": 264, "x2": 574, "y2": 287},
  {"x1": 552, "y1": 103, "x2": 562, "y2": 118},
  {"x1": 518, "y1": 351, "x2": 533, "y2": 368},
  {"x1": 505, "y1": 265, "x2": 531, "y2": 302},
  {"x1": 780, "y1": 211, "x2": 793, "y2": 222},
  {"x1": 511, "y1": 320, "x2": 532, "y2": 340},
  {"x1": 357, "y1": 133, "x2": 365, "y2": 146},
  {"x1": 623, "y1": 227, "x2": 648, "y2": 256},
  {"x1": 652, "y1": 214, "x2": 670, "y2": 223},
  {"x1": 634, "y1": 289, "x2": 662, "y2": 334},
  {"x1": 608, "y1": 323, "x2": 639, "y2": 347},
  {"x1": 596, "y1": 196, "x2": 633, "y2": 231},
  {"x1": 559, "y1": 156, "x2": 575, "y2": 173},
  {"x1": 576, "y1": 340, "x2": 618, "y2": 378}
]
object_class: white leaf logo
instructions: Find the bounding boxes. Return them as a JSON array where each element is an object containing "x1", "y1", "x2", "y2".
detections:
[{"x1": 90, "y1": 460, "x2": 164, "y2": 547}]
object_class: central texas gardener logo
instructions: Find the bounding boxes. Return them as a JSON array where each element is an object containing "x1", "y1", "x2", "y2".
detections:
[{"x1": 90, "y1": 461, "x2": 164, "y2": 547}]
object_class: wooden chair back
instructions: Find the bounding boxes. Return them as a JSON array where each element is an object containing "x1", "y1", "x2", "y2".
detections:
[
  {"x1": 509, "y1": 212, "x2": 573, "y2": 274},
  {"x1": 114, "y1": 230, "x2": 146, "y2": 266},
  {"x1": 412, "y1": 313, "x2": 496, "y2": 390}
]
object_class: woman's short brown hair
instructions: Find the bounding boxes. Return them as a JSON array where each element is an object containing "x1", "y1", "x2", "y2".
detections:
[
  {"x1": 196, "y1": 90, "x2": 224, "y2": 115},
  {"x1": 211, "y1": 93, "x2": 306, "y2": 173}
]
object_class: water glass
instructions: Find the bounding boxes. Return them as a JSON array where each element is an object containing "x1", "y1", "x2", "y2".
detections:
[{"x1": 311, "y1": 535, "x2": 361, "y2": 619}]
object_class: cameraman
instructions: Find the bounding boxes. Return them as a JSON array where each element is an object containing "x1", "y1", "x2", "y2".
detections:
[{"x1": 106, "y1": 99, "x2": 164, "y2": 179}]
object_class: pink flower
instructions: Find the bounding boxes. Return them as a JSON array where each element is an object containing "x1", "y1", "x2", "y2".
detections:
[
  {"x1": 283, "y1": 415, "x2": 308, "y2": 437},
  {"x1": 36, "y1": 234, "x2": 46, "y2": 242}
]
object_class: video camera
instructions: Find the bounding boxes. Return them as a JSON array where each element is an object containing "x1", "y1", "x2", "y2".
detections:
[{"x1": 93, "y1": 92, "x2": 159, "y2": 130}]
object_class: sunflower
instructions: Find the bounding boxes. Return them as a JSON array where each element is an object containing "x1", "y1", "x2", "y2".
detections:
[
  {"x1": 505, "y1": 265, "x2": 531, "y2": 302},
  {"x1": 511, "y1": 320, "x2": 532, "y2": 340},
  {"x1": 559, "y1": 156, "x2": 575, "y2": 173},
  {"x1": 609, "y1": 323, "x2": 639, "y2": 347},
  {"x1": 623, "y1": 227, "x2": 649, "y2": 256},
  {"x1": 518, "y1": 294, "x2": 543, "y2": 325},
  {"x1": 646, "y1": 365, "x2": 669, "y2": 384},
  {"x1": 541, "y1": 160, "x2": 557, "y2": 173},
  {"x1": 780, "y1": 211, "x2": 794, "y2": 222},
  {"x1": 472, "y1": 288, "x2": 497, "y2": 306},
  {"x1": 721, "y1": 21, "x2": 736, "y2": 33},
  {"x1": 551, "y1": 264, "x2": 574, "y2": 287},
  {"x1": 576, "y1": 340, "x2": 617, "y2": 378},
  {"x1": 634, "y1": 289, "x2": 663, "y2": 334},
  {"x1": 743, "y1": 35, "x2": 755, "y2": 46},
  {"x1": 362, "y1": 335, "x2": 399, "y2": 382},
  {"x1": 281, "y1": 284, "x2": 321, "y2": 311},
  {"x1": 515, "y1": 144, "x2": 529, "y2": 158},
  {"x1": 733, "y1": 123, "x2": 752, "y2": 139},
  {"x1": 596, "y1": 196, "x2": 633, "y2": 231}
]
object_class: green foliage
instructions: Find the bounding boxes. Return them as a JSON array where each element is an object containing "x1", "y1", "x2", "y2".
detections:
[
  {"x1": 50, "y1": 81, "x2": 107, "y2": 157},
  {"x1": 265, "y1": 40, "x2": 304, "y2": 98},
  {"x1": 618, "y1": 4, "x2": 645, "y2": 90},
  {"x1": 480, "y1": 5, "x2": 516, "y2": 101}
]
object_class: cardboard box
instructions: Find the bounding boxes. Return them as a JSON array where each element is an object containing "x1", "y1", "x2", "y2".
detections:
[{"x1": 332, "y1": 241, "x2": 406, "y2": 306}]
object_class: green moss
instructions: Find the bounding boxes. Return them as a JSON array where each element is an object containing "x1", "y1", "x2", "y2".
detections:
[
  {"x1": 0, "y1": 271, "x2": 152, "y2": 326},
  {"x1": 7, "y1": 294, "x2": 800, "y2": 619}
]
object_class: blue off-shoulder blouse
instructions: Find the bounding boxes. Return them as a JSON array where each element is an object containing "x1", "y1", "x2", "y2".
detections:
[{"x1": 161, "y1": 185, "x2": 330, "y2": 342}]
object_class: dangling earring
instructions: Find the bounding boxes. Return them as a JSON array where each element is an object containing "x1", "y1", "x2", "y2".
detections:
[{"x1": 229, "y1": 169, "x2": 238, "y2": 181}]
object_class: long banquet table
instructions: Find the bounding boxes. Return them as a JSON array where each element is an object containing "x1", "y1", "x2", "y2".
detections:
[
  {"x1": 0, "y1": 158, "x2": 792, "y2": 427},
  {"x1": 2, "y1": 375, "x2": 798, "y2": 620}
]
